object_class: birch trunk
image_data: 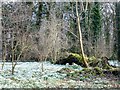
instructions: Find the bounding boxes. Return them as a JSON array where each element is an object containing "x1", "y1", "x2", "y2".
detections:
[{"x1": 76, "y1": 1, "x2": 89, "y2": 68}]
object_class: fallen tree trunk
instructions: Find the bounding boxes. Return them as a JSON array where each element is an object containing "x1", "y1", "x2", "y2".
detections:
[{"x1": 55, "y1": 53, "x2": 117, "y2": 70}]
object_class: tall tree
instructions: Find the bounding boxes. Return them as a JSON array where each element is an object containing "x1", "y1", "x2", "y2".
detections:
[
  {"x1": 76, "y1": 1, "x2": 89, "y2": 68},
  {"x1": 115, "y1": 2, "x2": 120, "y2": 61},
  {"x1": 90, "y1": 2, "x2": 101, "y2": 56}
]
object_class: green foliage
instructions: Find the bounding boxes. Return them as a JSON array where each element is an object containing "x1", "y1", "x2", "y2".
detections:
[
  {"x1": 93, "y1": 67, "x2": 103, "y2": 75},
  {"x1": 66, "y1": 67, "x2": 104, "y2": 80},
  {"x1": 82, "y1": 68, "x2": 92, "y2": 73},
  {"x1": 90, "y1": 2, "x2": 101, "y2": 45},
  {"x1": 88, "y1": 56, "x2": 97, "y2": 66},
  {"x1": 88, "y1": 56, "x2": 96, "y2": 62},
  {"x1": 103, "y1": 63, "x2": 114, "y2": 70},
  {"x1": 69, "y1": 53, "x2": 83, "y2": 61},
  {"x1": 66, "y1": 71, "x2": 85, "y2": 80},
  {"x1": 70, "y1": 20, "x2": 76, "y2": 30},
  {"x1": 82, "y1": 67, "x2": 104, "y2": 76},
  {"x1": 79, "y1": 77, "x2": 86, "y2": 81},
  {"x1": 69, "y1": 53, "x2": 88, "y2": 62}
]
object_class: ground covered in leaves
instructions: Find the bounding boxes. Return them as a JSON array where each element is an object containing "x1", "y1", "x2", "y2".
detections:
[{"x1": 0, "y1": 61, "x2": 119, "y2": 88}]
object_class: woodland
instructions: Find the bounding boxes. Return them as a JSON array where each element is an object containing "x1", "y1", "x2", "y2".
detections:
[{"x1": 0, "y1": 0, "x2": 120, "y2": 88}]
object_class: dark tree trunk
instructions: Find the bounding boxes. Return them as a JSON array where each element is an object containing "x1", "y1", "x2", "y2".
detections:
[{"x1": 116, "y1": 2, "x2": 120, "y2": 61}]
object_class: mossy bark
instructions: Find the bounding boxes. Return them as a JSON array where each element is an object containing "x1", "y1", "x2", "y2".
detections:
[
  {"x1": 55, "y1": 53, "x2": 116, "y2": 71},
  {"x1": 55, "y1": 53, "x2": 87, "y2": 67}
]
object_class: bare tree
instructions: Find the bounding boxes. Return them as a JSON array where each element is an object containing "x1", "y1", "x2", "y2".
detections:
[
  {"x1": 1, "y1": 2, "x2": 33, "y2": 74},
  {"x1": 76, "y1": 1, "x2": 89, "y2": 68},
  {"x1": 31, "y1": 5, "x2": 70, "y2": 71}
]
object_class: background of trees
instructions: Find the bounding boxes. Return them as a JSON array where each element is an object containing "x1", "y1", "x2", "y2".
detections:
[{"x1": 1, "y1": 1, "x2": 120, "y2": 63}]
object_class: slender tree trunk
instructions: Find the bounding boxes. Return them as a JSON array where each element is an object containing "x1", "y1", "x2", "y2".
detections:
[
  {"x1": 11, "y1": 30, "x2": 14, "y2": 75},
  {"x1": 76, "y1": 1, "x2": 89, "y2": 68},
  {"x1": 2, "y1": 43, "x2": 6, "y2": 69}
]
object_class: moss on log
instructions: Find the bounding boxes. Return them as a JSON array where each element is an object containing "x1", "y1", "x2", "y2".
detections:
[
  {"x1": 55, "y1": 53, "x2": 116, "y2": 70},
  {"x1": 55, "y1": 53, "x2": 87, "y2": 67}
]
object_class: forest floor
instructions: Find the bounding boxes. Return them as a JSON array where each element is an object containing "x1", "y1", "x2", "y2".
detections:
[{"x1": 0, "y1": 61, "x2": 120, "y2": 88}]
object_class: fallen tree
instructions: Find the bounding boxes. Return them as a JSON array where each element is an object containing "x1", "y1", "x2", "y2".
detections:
[{"x1": 55, "y1": 53, "x2": 118, "y2": 70}]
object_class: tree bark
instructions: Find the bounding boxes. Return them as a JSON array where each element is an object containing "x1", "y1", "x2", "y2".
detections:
[{"x1": 116, "y1": 2, "x2": 120, "y2": 61}]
